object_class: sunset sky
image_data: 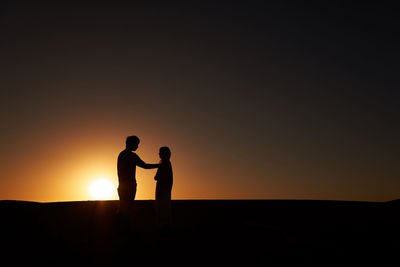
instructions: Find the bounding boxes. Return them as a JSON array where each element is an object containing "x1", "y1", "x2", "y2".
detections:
[{"x1": 1, "y1": 1, "x2": 399, "y2": 202}]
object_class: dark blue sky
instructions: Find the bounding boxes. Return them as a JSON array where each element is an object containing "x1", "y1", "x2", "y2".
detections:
[{"x1": 0, "y1": 1, "x2": 399, "y2": 201}]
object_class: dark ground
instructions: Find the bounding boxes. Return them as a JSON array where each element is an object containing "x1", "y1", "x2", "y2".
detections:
[{"x1": 0, "y1": 199, "x2": 399, "y2": 266}]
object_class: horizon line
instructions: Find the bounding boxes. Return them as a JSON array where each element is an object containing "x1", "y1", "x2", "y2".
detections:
[{"x1": 1, "y1": 198, "x2": 398, "y2": 204}]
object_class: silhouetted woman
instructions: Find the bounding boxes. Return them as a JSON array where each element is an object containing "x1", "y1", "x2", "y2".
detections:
[{"x1": 154, "y1": 146, "x2": 173, "y2": 232}]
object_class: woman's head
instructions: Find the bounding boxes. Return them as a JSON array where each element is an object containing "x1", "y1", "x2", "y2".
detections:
[{"x1": 159, "y1": 146, "x2": 171, "y2": 161}]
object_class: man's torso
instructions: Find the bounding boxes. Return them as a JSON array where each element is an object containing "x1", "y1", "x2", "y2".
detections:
[{"x1": 117, "y1": 150, "x2": 139, "y2": 187}]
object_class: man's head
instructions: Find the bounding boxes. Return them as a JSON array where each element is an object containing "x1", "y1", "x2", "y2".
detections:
[{"x1": 126, "y1": 136, "x2": 140, "y2": 151}]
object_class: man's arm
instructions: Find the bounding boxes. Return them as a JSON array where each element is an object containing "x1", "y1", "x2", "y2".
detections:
[
  {"x1": 140, "y1": 163, "x2": 160, "y2": 169},
  {"x1": 135, "y1": 155, "x2": 160, "y2": 169}
]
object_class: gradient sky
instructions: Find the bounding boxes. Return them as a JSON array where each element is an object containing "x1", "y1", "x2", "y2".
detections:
[{"x1": 1, "y1": 1, "x2": 399, "y2": 202}]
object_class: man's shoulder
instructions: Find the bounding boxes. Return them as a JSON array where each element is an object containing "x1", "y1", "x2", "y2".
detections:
[
  {"x1": 118, "y1": 150, "x2": 128, "y2": 157},
  {"x1": 119, "y1": 150, "x2": 139, "y2": 159}
]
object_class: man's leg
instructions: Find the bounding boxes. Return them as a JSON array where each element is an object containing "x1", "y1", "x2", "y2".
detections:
[{"x1": 118, "y1": 187, "x2": 135, "y2": 217}]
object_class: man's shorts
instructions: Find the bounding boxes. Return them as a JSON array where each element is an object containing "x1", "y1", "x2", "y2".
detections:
[{"x1": 117, "y1": 184, "x2": 137, "y2": 202}]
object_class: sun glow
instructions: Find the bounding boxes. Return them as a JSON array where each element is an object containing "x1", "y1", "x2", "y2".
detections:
[{"x1": 89, "y1": 178, "x2": 116, "y2": 200}]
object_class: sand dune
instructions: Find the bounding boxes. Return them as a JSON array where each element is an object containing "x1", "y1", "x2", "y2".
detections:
[{"x1": 0, "y1": 200, "x2": 398, "y2": 266}]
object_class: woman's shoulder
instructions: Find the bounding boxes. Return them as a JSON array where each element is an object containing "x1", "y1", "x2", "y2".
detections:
[{"x1": 162, "y1": 160, "x2": 172, "y2": 166}]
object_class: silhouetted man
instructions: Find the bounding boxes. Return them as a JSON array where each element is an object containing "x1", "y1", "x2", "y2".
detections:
[{"x1": 117, "y1": 135, "x2": 159, "y2": 216}]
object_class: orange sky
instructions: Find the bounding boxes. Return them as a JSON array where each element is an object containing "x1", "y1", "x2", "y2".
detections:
[
  {"x1": 0, "y1": 122, "x2": 273, "y2": 202},
  {"x1": 1, "y1": 118, "x2": 397, "y2": 202}
]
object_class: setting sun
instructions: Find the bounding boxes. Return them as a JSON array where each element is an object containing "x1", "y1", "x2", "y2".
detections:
[{"x1": 89, "y1": 179, "x2": 116, "y2": 200}]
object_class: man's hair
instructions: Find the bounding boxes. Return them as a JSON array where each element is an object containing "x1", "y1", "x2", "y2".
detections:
[
  {"x1": 159, "y1": 146, "x2": 171, "y2": 159},
  {"x1": 126, "y1": 136, "x2": 140, "y2": 146}
]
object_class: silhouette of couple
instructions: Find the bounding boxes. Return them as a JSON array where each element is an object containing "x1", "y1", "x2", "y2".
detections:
[{"x1": 117, "y1": 136, "x2": 173, "y2": 229}]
